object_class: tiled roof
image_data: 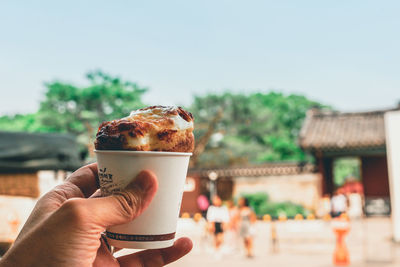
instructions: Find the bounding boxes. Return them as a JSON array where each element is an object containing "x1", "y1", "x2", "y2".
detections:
[
  {"x1": 189, "y1": 163, "x2": 315, "y2": 178},
  {"x1": 299, "y1": 108, "x2": 397, "y2": 151}
]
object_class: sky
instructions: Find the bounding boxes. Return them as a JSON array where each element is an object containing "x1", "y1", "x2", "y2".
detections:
[{"x1": 0, "y1": 0, "x2": 399, "y2": 115}]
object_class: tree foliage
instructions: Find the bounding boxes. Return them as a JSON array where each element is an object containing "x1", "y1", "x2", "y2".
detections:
[
  {"x1": 333, "y1": 157, "x2": 361, "y2": 186},
  {"x1": 0, "y1": 73, "x2": 326, "y2": 164},
  {"x1": 190, "y1": 92, "x2": 325, "y2": 167},
  {"x1": 0, "y1": 113, "x2": 51, "y2": 132},
  {"x1": 0, "y1": 71, "x2": 147, "y2": 155},
  {"x1": 40, "y1": 70, "x2": 146, "y2": 136}
]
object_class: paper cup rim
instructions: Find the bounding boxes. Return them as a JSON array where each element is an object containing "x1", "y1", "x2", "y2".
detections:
[{"x1": 94, "y1": 150, "x2": 192, "y2": 156}]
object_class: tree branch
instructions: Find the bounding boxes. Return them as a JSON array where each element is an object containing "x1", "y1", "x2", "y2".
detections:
[{"x1": 190, "y1": 108, "x2": 224, "y2": 168}]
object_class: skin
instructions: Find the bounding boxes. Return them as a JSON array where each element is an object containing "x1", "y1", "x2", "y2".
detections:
[
  {"x1": 226, "y1": 200, "x2": 239, "y2": 231},
  {"x1": 238, "y1": 197, "x2": 256, "y2": 257},
  {"x1": 208, "y1": 196, "x2": 224, "y2": 250},
  {"x1": 0, "y1": 163, "x2": 192, "y2": 267}
]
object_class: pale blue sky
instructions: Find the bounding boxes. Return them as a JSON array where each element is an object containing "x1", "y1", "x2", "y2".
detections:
[{"x1": 1, "y1": 0, "x2": 399, "y2": 115}]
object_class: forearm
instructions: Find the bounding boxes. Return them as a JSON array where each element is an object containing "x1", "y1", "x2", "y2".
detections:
[
  {"x1": 0, "y1": 241, "x2": 40, "y2": 267},
  {"x1": 0, "y1": 247, "x2": 33, "y2": 267},
  {"x1": 0, "y1": 227, "x2": 51, "y2": 267}
]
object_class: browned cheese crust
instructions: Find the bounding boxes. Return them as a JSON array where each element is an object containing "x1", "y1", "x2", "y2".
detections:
[{"x1": 94, "y1": 106, "x2": 194, "y2": 152}]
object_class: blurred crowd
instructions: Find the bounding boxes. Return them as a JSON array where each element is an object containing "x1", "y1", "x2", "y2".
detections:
[
  {"x1": 179, "y1": 180, "x2": 365, "y2": 260},
  {"x1": 206, "y1": 195, "x2": 257, "y2": 258},
  {"x1": 317, "y1": 180, "x2": 364, "y2": 220},
  {"x1": 185, "y1": 195, "x2": 257, "y2": 259}
]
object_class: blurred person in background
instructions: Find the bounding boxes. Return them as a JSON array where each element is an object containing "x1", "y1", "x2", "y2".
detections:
[
  {"x1": 206, "y1": 195, "x2": 229, "y2": 257},
  {"x1": 347, "y1": 192, "x2": 363, "y2": 219},
  {"x1": 238, "y1": 197, "x2": 256, "y2": 258},
  {"x1": 331, "y1": 189, "x2": 348, "y2": 218},
  {"x1": 316, "y1": 194, "x2": 332, "y2": 218},
  {"x1": 225, "y1": 199, "x2": 240, "y2": 253},
  {"x1": 191, "y1": 213, "x2": 208, "y2": 254},
  {"x1": 270, "y1": 221, "x2": 279, "y2": 254},
  {"x1": 342, "y1": 177, "x2": 364, "y2": 219}
]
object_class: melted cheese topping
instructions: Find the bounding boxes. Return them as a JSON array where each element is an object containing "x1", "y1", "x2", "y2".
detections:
[{"x1": 128, "y1": 106, "x2": 193, "y2": 131}]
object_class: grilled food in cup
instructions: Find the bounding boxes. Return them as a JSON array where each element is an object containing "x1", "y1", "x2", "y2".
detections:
[{"x1": 95, "y1": 106, "x2": 194, "y2": 152}]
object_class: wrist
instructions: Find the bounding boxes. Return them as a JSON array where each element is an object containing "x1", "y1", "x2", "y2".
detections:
[
  {"x1": 0, "y1": 256, "x2": 17, "y2": 267},
  {"x1": 0, "y1": 245, "x2": 35, "y2": 267}
]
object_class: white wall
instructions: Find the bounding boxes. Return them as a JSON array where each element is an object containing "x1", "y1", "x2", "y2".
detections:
[
  {"x1": 385, "y1": 111, "x2": 400, "y2": 242},
  {"x1": 38, "y1": 170, "x2": 66, "y2": 197},
  {"x1": 233, "y1": 173, "x2": 322, "y2": 210}
]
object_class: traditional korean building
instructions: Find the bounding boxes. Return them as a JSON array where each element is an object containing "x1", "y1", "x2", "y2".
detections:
[
  {"x1": 0, "y1": 131, "x2": 82, "y2": 197},
  {"x1": 0, "y1": 131, "x2": 82, "y2": 252},
  {"x1": 299, "y1": 106, "x2": 400, "y2": 199}
]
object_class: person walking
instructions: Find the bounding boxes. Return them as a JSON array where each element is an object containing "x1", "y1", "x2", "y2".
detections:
[
  {"x1": 331, "y1": 190, "x2": 348, "y2": 218},
  {"x1": 206, "y1": 195, "x2": 229, "y2": 257},
  {"x1": 238, "y1": 197, "x2": 256, "y2": 258},
  {"x1": 226, "y1": 199, "x2": 240, "y2": 253}
]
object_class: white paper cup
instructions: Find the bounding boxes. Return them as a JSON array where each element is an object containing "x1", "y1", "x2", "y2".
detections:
[{"x1": 94, "y1": 150, "x2": 191, "y2": 249}]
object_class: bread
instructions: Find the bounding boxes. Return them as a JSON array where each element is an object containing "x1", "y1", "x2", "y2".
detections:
[{"x1": 94, "y1": 106, "x2": 194, "y2": 152}]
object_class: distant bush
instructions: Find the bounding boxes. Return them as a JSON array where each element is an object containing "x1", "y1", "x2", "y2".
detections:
[
  {"x1": 240, "y1": 192, "x2": 307, "y2": 219},
  {"x1": 241, "y1": 192, "x2": 269, "y2": 215},
  {"x1": 258, "y1": 201, "x2": 306, "y2": 218}
]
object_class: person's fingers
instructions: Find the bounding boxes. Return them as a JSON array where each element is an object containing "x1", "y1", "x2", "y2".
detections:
[
  {"x1": 78, "y1": 170, "x2": 158, "y2": 228},
  {"x1": 117, "y1": 237, "x2": 193, "y2": 267},
  {"x1": 93, "y1": 238, "x2": 119, "y2": 267},
  {"x1": 14, "y1": 181, "x2": 88, "y2": 241},
  {"x1": 32, "y1": 163, "x2": 99, "y2": 212},
  {"x1": 65, "y1": 163, "x2": 99, "y2": 198}
]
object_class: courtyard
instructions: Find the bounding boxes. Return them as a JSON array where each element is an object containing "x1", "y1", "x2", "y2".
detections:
[{"x1": 117, "y1": 217, "x2": 400, "y2": 267}]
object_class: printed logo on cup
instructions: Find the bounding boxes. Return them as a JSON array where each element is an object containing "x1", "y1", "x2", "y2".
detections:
[{"x1": 99, "y1": 167, "x2": 119, "y2": 195}]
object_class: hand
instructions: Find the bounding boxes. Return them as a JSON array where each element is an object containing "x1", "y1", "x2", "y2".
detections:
[{"x1": 0, "y1": 163, "x2": 192, "y2": 267}]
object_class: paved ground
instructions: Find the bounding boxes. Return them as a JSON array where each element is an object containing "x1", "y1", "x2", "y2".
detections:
[{"x1": 117, "y1": 217, "x2": 400, "y2": 267}]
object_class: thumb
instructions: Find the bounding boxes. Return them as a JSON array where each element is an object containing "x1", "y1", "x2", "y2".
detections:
[{"x1": 84, "y1": 170, "x2": 158, "y2": 228}]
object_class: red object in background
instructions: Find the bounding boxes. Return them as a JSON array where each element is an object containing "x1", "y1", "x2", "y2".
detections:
[
  {"x1": 338, "y1": 180, "x2": 364, "y2": 195},
  {"x1": 332, "y1": 216, "x2": 350, "y2": 266}
]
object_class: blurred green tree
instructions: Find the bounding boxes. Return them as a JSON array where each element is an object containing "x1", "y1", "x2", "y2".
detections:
[
  {"x1": 0, "y1": 113, "x2": 50, "y2": 132},
  {"x1": 38, "y1": 70, "x2": 147, "y2": 154},
  {"x1": 333, "y1": 157, "x2": 361, "y2": 186},
  {"x1": 0, "y1": 74, "x2": 325, "y2": 164},
  {"x1": 0, "y1": 71, "x2": 147, "y2": 156},
  {"x1": 190, "y1": 92, "x2": 326, "y2": 167}
]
